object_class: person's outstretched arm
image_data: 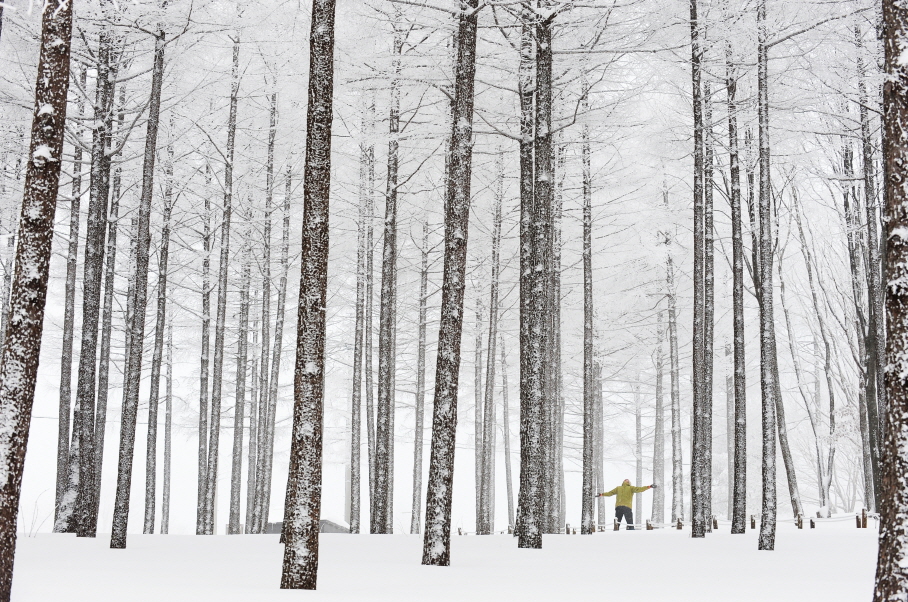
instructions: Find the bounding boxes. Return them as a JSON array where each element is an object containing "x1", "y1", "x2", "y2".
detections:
[
  {"x1": 631, "y1": 485, "x2": 653, "y2": 493},
  {"x1": 598, "y1": 487, "x2": 619, "y2": 497}
]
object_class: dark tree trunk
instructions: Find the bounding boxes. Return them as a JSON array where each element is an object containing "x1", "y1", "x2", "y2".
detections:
[
  {"x1": 279, "y1": 0, "x2": 335, "y2": 588},
  {"x1": 109, "y1": 22, "x2": 165, "y2": 550},
  {"x1": 202, "y1": 35, "x2": 240, "y2": 535},
  {"x1": 410, "y1": 221, "x2": 429, "y2": 535},
  {"x1": 726, "y1": 42, "x2": 747, "y2": 535},
  {"x1": 756, "y1": 0, "x2": 777, "y2": 550},
  {"x1": 54, "y1": 66, "x2": 85, "y2": 531},
  {"x1": 59, "y1": 14, "x2": 116, "y2": 536},
  {"x1": 0, "y1": 1, "x2": 72, "y2": 596},
  {"x1": 421, "y1": 0, "x2": 479, "y2": 565},
  {"x1": 703, "y1": 79, "x2": 714, "y2": 533},
  {"x1": 516, "y1": 3, "x2": 541, "y2": 548},
  {"x1": 874, "y1": 1, "x2": 908, "y2": 596},
  {"x1": 689, "y1": 0, "x2": 707, "y2": 540},
  {"x1": 143, "y1": 121, "x2": 173, "y2": 534}
]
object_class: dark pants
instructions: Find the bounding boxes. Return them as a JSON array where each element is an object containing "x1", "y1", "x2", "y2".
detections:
[{"x1": 616, "y1": 506, "x2": 634, "y2": 530}]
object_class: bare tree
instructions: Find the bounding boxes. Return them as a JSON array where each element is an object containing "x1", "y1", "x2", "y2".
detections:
[
  {"x1": 410, "y1": 221, "x2": 430, "y2": 535},
  {"x1": 0, "y1": 1, "x2": 73, "y2": 596},
  {"x1": 421, "y1": 0, "x2": 480, "y2": 566},
  {"x1": 279, "y1": 0, "x2": 336, "y2": 589}
]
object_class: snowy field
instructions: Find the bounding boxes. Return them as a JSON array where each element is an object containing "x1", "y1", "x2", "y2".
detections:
[{"x1": 12, "y1": 520, "x2": 877, "y2": 601}]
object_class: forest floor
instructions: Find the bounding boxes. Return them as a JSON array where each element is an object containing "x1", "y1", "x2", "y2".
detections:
[{"x1": 13, "y1": 518, "x2": 876, "y2": 601}]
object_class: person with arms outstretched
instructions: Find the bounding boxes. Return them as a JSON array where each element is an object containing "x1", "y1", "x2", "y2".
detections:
[{"x1": 596, "y1": 479, "x2": 655, "y2": 530}]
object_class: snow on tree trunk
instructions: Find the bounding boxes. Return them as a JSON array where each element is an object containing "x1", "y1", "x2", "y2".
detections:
[
  {"x1": 59, "y1": 13, "x2": 116, "y2": 536},
  {"x1": 635, "y1": 385, "x2": 643, "y2": 514},
  {"x1": 874, "y1": 0, "x2": 908, "y2": 596},
  {"x1": 703, "y1": 78, "x2": 715, "y2": 534},
  {"x1": 669, "y1": 253, "x2": 683, "y2": 522},
  {"x1": 474, "y1": 299, "x2": 483, "y2": 534},
  {"x1": 581, "y1": 86, "x2": 595, "y2": 534},
  {"x1": 202, "y1": 34, "x2": 239, "y2": 536},
  {"x1": 689, "y1": 0, "x2": 707, "y2": 540},
  {"x1": 197, "y1": 168, "x2": 211, "y2": 535},
  {"x1": 351, "y1": 129, "x2": 368, "y2": 536},
  {"x1": 595, "y1": 363, "x2": 606, "y2": 528},
  {"x1": 725, "y1": 41, "x2": 747, "y2": 534},
  {"x1": 374, "y1": 23, "x2": 402, "y2": 535},
  {"x1": 363, "y1": 101, "x2": 377, "y2": 523},
  {"x1": 279, "y1": 0, "x2": 336, "y2": 589},
  {"x1": 0, "y1": 0, "x2": 72, "y2": 595},
  {"x1": 54, "y1": 66, "x2": 84, "y2": 532},
  {"x1": 479, "y1": 167, "x2": 503, "y2": 535},
  {"x1": 229, "y1": 227, "x2": 251, "y2": 535},
  {"x1": 410, "y1": 221, "x2": 430, "y2": 535},
  {"x1": 421, "y1": 0, "x2": 479, "y2": 566},
  {"x1": 143, "y1": 119, "x2": 173, "y2": 534},
  {"x1": 162, "y1": 310, "x2": 173, "y2": 534},
  {"x1": 110, "y1": 23, "x2": 165, "y2": 550},
  {"x1": 756, "y1": 0, "x2": 777, "y2": 550},
  {"x1": 653, "y1": 312, "x2": 665, "y2": 524}
]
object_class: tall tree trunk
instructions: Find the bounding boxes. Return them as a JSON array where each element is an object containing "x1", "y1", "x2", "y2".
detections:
[
  {"x1": 255, "y1": 90, "x2": 277, "y2": 531},
  {"x1": 669, "y1": 253, "x2": 683, "y2": 522},
  {"x1": 843, "y1": 139, "x2": 876, "y2": 510},
  {"x1": 421, "y1": 0, "x2": 479, "y2": 565},
  {"x1": 88, "y1": 79, "x2": 125, "y2": 534},
  {"x1": 143, "y1": 119, "x2": 173, "y2": 534},
  {"x1": 161, "y1": 307, "x2": 173, "y2": 534},
  {"x1": 374, "y1": 27, "x2": 402, "y2": 535},
  {"x1": 689, "y1": 0, "x2": 707, "y2": 540},
  {"x1": 479, "y1": 168, "x2": 503, "y2": 535},
  {"x1": 858, "y1": 25, "x2": 886, "y2": 516},
  {"x1": 726, "y1": 41, "x2": 747, "y2": 535},
  {"x1": 635, "y1": 384, "x2": 643, "y2": 515},
  {"x1": 351, "y1": 139, "x2": 367, "y2": 537},
  {"x1": 197, "y1": 170, "x2": 212, "y2": 534},
  {"x1": 58, "y1": 15, "x2": 116, "y2": 536},
  {"x1": 109, "y1": 22, "x2": 165, "y2": 549},
  {"x1": 54, "y1": 66, "x2": 85, "y2": 531},
  {"x1": 653, "y1": 312, "x2": 665, "y2": 524},
  {"x1": 255, "y1": 162, "x2": 292, "y2": 531},
  {"x1": 279, "y1": 0, "x2": 335, "y2": 588},
  {"x1": 581, "y1": 108, "x2": 595, "y2": 534},
  {"x1": 0, "y1": 1, "x2": 72, "y2": 595},
  {"x1": 229, "y1": 229, "x2": 251, "y2": 535},
  {"x1": 594, "y1": 363, "x2": 606, "y2": 528},
  {"x1": 410, "y1": 221, "x2": 429, "y2": 535},
  {"x1": 363, "y1": 101, "x2": 377, "y2": 521},
  {"x1": 553, "y1": 144, "x2": 565, "y2": 530},
  {"x1": 501, "y1": 336, "x2": 514, "y2": 532},
  {"x1": 703, "y1": 78, "x2": 714, "y2": 532},
  {"x1": 756, "y1": 0, "x2": 777, "y2": 550},
  {"x1": 202, "y1": 35, "x2": 240, "y2": 536},
  {"x1": 516, "y1": 3, "x2": 541, "y2": 548},
  {"x1": 874, "y1": 2, "x2": 908, "y2": 596}
]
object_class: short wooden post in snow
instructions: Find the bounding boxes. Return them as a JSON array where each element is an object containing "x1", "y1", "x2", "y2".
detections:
[
  {"x1": 676, "y1": 518, "x2": 682, "y2": 530},
  {"x1": 750, "y1": 515, "x2": 755, "y2": 529},
  {"x1": 862, "y1": 508, "x2": 867, "y2": 528}
]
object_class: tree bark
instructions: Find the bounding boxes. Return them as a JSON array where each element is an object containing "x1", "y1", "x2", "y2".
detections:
[
  {"x1": 202, "y1": 35, "x2": 240, "y2": 536},
  {"x1": 410, "y1": 221, "x2": 429, "y2": 535},
  {"x1": 668, "y1": 252, "x2": 683, "y2": 522},
  {"x1": 874, "y1": 1, "x2": 908, "y2": 596},
  {"x1": 689, "y1": 0, "x2": 707, "y2": 540},
  {"x1": 110, "y1": 22, "x2": 165, "y2": 549},
  {"x1": 726, "y1": 42, "x2": 747, "y2": 535},
  {"x1": 143, "y1": 119, "x2": 173, "y2": 534},
  {"x1": 58, "y1": 14, "x2": 116, "y2": 536},
  {"x1": 54, "y1": 66, "x2": 85, "y2": 531},
  {"x1": 229, "y1": 228, "x2": 251, "y2": 535},
  {"x1": 0, "y1": 1, "x2": 72, "y2": 595},
  {"x1": 421, "y1": 0, "x2": 479, "y2": 566},
  {"x1": 279, "y1": 0, "x2": 335, "y2": 588},
  {"x1": 197, "y1": 167, "x2": 211, "y2": 534},
  {"x1": 756, "y1": 0, "x2": 777, "y2": 550},
  {"x1": 581, "y1": 108, "x2": 595, "y2": 534},
  {"x1": 474, "y1": 299, "x2": 483, "y2": 533},
  {"x1": 653, "y1": 312, "x2": 665, "y2": 524},
  {"x1": 351, "y1": 131, "x2": 367, "y2": 536}
]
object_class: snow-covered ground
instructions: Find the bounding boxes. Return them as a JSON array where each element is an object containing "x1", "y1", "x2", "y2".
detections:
[{"x1": 12, "y1": 520, "x2": 877, "y2": 601}]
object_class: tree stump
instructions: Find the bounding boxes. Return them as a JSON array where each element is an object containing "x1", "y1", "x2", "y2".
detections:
[
  {"x1": 856, "y1": 514, "x2": 861, "y2": 529},
  {"x1": 712, "y1": 516, "x2": 718, "y2": 530},
  {"x1": 676, "y1": 518, "x2": 682, "y2": 530},
  {"x1": 750, "y1": 515, "x2": 755, "y2": 529}
]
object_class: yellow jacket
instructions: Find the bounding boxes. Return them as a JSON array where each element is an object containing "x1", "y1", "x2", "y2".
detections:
[{"x1": 600, "y1": 484, "x2": 651, "y2": 508}]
